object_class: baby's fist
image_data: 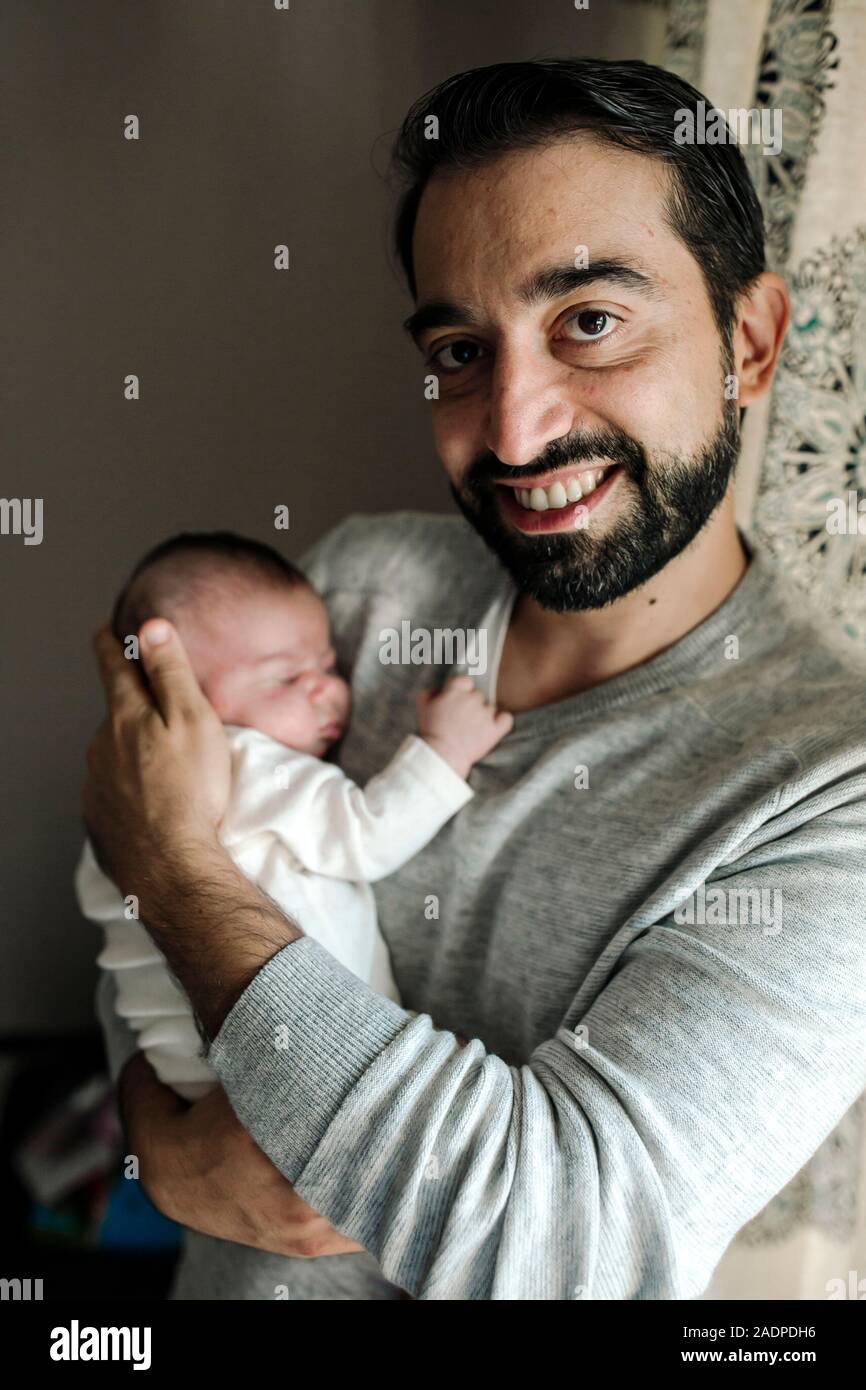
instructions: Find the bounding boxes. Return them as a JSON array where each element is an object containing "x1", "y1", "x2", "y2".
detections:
[{"x1": 417, "y1": 674, "x2": 513, "y2": 778}]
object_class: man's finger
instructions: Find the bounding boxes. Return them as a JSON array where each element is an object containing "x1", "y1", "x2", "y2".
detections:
[
  {"x1": 92, "y1": 625, "x2": 152, "y2": 721},
  {"x1": 138, "y1": 618, "x2": 206, "y2": 723}
]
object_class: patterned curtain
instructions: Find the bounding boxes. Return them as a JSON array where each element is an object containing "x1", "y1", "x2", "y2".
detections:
[{"x1": 639, "y1": 0, "x2": 866, "y2": 1300}]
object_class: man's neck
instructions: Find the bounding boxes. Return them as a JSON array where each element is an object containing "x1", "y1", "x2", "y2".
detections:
[{"x1": 495, "y1": 493, "x2": 749, "y2": 714}]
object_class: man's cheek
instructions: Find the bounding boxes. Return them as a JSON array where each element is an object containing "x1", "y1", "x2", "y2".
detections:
[
  {"x1": 432, "y1": 401, "x2": 481, "y2": 472},
  {"x1": 602, "y1": 380, "x2": 680, "y2": 455}
]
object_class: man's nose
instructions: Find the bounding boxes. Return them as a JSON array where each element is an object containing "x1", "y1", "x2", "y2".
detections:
[{"x1": 484, "y1": 341, "x2": 578, "y2": 469}]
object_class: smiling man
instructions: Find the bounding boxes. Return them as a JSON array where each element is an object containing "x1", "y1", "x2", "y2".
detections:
[{"x1": 85, "y1": 59, "x2": 866, "y2": 1301}]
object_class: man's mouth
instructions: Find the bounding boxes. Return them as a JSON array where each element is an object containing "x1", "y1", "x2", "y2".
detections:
[
  {"x1": 495, "y1": 463, "x2": 624, "y2": 532},
  {"x1": 504, "y1": 464, "x2": 617, "y2": 511}
]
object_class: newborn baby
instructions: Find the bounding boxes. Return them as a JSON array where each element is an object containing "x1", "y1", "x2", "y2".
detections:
[{"x1": 76, "y1": 531, "x2": 512, "y2": 1099}]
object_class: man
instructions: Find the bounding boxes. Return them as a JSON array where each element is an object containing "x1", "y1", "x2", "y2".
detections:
[{"x1": 85, "y1": 59, "x2": 866, "y2": 1300}]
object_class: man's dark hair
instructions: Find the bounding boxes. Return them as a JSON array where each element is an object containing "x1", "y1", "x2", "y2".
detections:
[
  {"x1": 391, "y1": 58, "x2": 766, "y2": 342},
  {"x1": 111, "y1": 531, "x2": 308, "y2": 641}
]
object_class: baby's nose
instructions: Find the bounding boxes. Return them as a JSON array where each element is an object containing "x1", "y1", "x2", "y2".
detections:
[{"x1": 308, "y1": 672, "x2": 340, "y2": 701}]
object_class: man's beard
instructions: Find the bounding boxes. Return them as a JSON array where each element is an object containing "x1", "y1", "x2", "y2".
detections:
[{"x1": 449, "y1": 402, "x2": 741, "y2": 613}]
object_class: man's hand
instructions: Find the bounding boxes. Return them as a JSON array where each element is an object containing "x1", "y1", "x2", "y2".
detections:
[
  {"x1": 84, "y1": 618, "x2": 301, "y2": 1037},
  {"x1": 121, "y1": 1052, "x2": 363, "y2": 1259},
  {"x1": 84, "y1": 619, "x2": 231, "y2": 892}
]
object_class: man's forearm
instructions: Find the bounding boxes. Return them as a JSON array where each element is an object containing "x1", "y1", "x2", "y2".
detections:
[{"x1": 133, "y1": 835, "x2": 302, "y2": 1040}]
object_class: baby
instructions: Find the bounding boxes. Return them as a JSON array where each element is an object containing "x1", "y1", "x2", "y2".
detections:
[{"x1": 76, "y1": 531, "x2": 512, "y2": 1099}]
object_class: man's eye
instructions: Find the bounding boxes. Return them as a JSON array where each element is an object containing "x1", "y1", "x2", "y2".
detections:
[
  {"x1": 429, "y1": 339, "x2": 484, "y2": 373},
  {"x1": 562, "y1": 309, "x2": 622, "y2": 343}
]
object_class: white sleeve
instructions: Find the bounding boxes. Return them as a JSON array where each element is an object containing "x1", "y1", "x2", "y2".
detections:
[
  {"x1": 220, "y1": 730, "x2": 474, "y2": 883},
  {"x1": 75, "y1": 841, "x2": 216, "y2": 1102}
]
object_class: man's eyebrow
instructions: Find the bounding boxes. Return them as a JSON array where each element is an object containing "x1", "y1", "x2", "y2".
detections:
[
  {"x1": 402, "y1": 300, "x2": 477, "y2": 346},
  {"x1": 517, "y1": 258, "x2": 661, "y2": 306},
  {"x1": 402, "y1": 257, "x2": 662, "y2": 346}
]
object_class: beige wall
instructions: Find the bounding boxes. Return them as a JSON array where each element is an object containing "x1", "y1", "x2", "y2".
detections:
[{"x1": 0, "y1": 1, "x2": 663, "y2": 1030}]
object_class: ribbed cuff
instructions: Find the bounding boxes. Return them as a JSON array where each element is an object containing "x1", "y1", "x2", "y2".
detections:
[{"x1": 207, "y1": 936, "x2": 409, "y2": 1178}]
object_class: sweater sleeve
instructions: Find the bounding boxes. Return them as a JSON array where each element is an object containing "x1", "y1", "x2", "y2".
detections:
[
  {"x1": 207, "y1": 773, "x2": 866, "y2": 1299},
  {"x1": 221, "y1": 730, "x2": 474, "y2": 883}
]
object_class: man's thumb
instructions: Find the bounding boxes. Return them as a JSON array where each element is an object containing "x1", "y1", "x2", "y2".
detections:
[{"x1": 139, "y1": 618, "x2": 204, "y2": 720}]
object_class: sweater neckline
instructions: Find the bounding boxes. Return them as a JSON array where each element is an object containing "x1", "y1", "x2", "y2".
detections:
[{"x1": 478, "y1": 534, "x2": 776, "y2": 738}]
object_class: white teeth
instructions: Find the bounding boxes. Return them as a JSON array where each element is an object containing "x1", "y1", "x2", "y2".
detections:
[
  {"x1": 514, "y1": 467, "x2": 610, "y2": 510},
  {"x1": 547, "y1": 481, "x2": 568, "y2": 508}
]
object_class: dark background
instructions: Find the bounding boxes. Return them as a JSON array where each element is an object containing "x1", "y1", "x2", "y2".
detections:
[{"x1": 0, "y1": 0, "x2": 667, "y2": 1036}]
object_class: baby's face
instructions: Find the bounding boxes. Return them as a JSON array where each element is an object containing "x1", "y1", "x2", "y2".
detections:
[{"x1": 177, "y1": 583, "x2": 351, "y2": 755}]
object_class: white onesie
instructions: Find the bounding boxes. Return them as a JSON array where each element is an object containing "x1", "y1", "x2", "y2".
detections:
[{"x1": 76, "y1": 725, "x2": 474, "y2": 1100}]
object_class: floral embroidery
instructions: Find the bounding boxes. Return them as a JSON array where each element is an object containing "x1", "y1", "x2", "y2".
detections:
[
  {"x1": 662, "y1": 0, "x2": 865, "y2": 1248},
  {"x1": 756, "y1": 0, "x2": 839, "y2": 267},
  {"x1": 754, "y1": 231, "x2": 866, "y2": 643}
]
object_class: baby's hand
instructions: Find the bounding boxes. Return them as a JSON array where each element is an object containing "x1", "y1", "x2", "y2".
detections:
[{"x1": 416, "y1": 675, "x2": 513, "y2": 779}]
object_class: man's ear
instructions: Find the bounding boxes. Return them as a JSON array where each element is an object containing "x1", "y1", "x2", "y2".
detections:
[{"x1": 732, "y1": 271, "x2": 790, "y2": 407}]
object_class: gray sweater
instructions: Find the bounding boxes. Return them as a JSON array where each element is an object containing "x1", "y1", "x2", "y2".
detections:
[{"x1": 96, "y1": 510, "x2": 866, "y2": 1300}]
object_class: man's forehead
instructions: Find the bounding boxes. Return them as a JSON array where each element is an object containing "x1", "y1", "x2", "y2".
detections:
[{"x1": 411, "y1": 138, "x2": 674, "y2": 300}]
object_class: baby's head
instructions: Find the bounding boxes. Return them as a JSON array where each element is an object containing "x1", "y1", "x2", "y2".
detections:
[{"x1": 112, "y1": 532, "x2": 351, "y2": 756}]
